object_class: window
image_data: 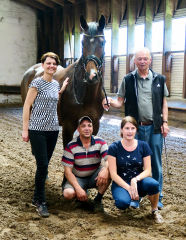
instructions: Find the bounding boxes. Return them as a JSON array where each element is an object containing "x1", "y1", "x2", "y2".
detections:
[
  {"x1": 172, "y1": 17, "x2": 186, "y2": 51},
  {"x1": 134, "y1": 24, "x2": 144, "y2": 52},
  {"x1": 118, "y1": 27, "x2": 127, "y2": 55},
  {"x1": 104, "y1": 29, "x2": 111, "y2": 56},
  {"x1": 80, "y1": 33, "x2": 83, "y2": 55},
  {"x1": 151, "y1": 21, "x2": 164, "y2": 52},
  {"x1": 71, "y1": 35, "x2": 74, "y2": 58}
]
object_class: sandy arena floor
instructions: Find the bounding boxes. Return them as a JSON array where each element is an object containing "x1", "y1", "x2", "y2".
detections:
[{"x1": 0, "y1": 105, "x2": 186, "y2": 240}]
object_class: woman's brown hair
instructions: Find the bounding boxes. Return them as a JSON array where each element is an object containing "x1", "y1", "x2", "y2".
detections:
[
  {"x1": 41, "y1": 52, "x2": 60, "y2": 65},
  {"x1": 120, "y1": 116, "x2": 137, "y2": 137}
]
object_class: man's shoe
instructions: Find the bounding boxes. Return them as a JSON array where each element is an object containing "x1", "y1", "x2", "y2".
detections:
[
  {"x1": 92, "y1": 200, "x2": 104, "y2": 213},
  {"x1": 157, "y1": 201, "x2": 163, "y2": 210},
  {"x1": 45, "y1": 174, "x2": 50, "y2": 183},
  {"x1": 152, "y1": 210, "x2": 164, "y2": 224},
  {"x1": 31, "y1": 199, "x2": 38, "y2": 208},
  {"x1": 37, "y1": 202, "x2": 49, "y2": 217},
  {"x1": 130, "y1": 200, "x2": 140, "y2": 209},
  {"x1": 74, "y1": 199, "x2": 84, "y2": 208}
]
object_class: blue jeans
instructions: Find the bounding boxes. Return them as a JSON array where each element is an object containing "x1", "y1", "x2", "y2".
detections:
[
  {"x1": 29, "y1": 130, "x2": 59, "y2": 203},
  {"x1": 111, "y1": 177, "x2": 160, "y2": 210},
  {"x1": 135, "y1": 124, "x2": 163, "y2": 201}
]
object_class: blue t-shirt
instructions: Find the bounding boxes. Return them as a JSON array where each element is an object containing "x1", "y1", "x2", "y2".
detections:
[{"x1": 108, "y1": 140, "x2": 152, "y2": 183}]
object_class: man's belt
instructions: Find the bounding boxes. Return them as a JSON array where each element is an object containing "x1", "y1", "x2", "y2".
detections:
[{"x1": 139, "y1": 121, "x2": 153, "y2": 126}]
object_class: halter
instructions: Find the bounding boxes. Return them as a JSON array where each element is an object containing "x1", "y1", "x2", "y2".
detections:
[
  {"x1": 73, "y1": 33, "x2": 109, "y2": 106},
  {"x1": 82, "y1": 33, "x2": 105, "y2": 82}
]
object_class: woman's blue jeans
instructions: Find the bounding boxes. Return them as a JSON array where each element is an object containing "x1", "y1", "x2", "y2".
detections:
[
  {"x1": 111, "y1": 177, "x2": 160, "y2": 210},
  {"x1": 29, "y1": 130, "x2": 59, "y2": 204},
  {"x1": 135, "y1": 124, "x2": 163, "y2": 201}
]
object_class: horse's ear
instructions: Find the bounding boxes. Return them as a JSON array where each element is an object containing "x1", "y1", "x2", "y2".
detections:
[
  {"x1": 98, "y1": 15, "x2": 105, "y2": 31},
  {"x1": 80, "y1": 15, "x2": 88, "y2": 31}
]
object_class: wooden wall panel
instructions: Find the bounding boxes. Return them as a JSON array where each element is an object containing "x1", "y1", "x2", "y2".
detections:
[
  {"x1": 97, "y1": 0, "x2": 111, "y2": 24},
  {"x1": 86, "y1": 0, "x2": 97, "y2": 22}
]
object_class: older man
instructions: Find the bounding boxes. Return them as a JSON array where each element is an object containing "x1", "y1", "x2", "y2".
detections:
[
  {"x1": 61, "y1": 116, "x2": 110, "y2": 213},
  {"x1": 102, "y1": 47, "x2": 169, "y2": 209}
]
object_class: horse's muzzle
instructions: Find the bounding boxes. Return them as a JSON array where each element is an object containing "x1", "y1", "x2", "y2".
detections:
[{"x1": 84, "y1": 72, "x2": 98, "y2": 84}]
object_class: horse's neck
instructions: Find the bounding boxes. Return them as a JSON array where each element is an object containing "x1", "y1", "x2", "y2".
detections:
[{"x1": 84, "y1": 82, "x2": 103, "y2": 102}]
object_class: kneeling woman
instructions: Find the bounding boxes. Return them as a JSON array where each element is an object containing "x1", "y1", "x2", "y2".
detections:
[{"x1": 107, "y1": 116, "x2": 164, "y2": 224}]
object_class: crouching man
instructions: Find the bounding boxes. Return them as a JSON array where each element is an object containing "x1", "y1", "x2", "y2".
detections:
[{"x1": 61, "y1": 116, "x2": 111, "y2": 213}]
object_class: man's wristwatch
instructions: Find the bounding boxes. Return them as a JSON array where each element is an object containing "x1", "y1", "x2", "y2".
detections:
[
  {"x1": 136, "y1": 176, "x2": 140, "y2": 182},
  {"x1": 163, "y1": 121, "x2": 168, "y2": 123}
]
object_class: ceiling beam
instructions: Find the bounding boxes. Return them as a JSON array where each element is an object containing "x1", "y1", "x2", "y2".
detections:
[
  {"x1": 68, "y1": 0, "x2": 76, "y2": 3},
  {"x1": 20, "y1": 0, "x2": 45, "y2": 11},
  {"x1": 51, "y1": 0, "x2": 64, "y2": 6},
  {"x1": 35, "y1": 0, "x2": 56, "y2": 9}
]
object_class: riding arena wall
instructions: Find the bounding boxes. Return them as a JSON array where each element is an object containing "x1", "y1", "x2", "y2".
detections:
[{"x1": 0, "y1": 0, "x2": 37, "y2": 104}]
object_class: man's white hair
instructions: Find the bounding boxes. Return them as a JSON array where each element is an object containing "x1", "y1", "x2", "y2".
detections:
[{"x1": 135, "y1": 47, "x2": 151, "y2": 58}]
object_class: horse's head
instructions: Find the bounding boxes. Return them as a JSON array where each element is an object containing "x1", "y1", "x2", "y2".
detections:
[{"x1": 80, "y1": 15, "x2": 105, "y2": 84}]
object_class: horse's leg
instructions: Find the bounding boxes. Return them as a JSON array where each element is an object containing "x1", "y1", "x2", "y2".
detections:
[
  {"x1": 93, "y1": 120, "x2": 100, "y2": 136},
  {"x1": 62, "y1": 121, "x2": 77, "y2": 148}
]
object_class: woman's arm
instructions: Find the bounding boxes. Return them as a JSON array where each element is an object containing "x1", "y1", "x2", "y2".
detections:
[
  {"x1": 134, "y1": 155, "x2": 151, "y2": 181},
  {"x1": 130, "y1": 155, "x2": 151, "y2": 199},
  {"x1": 22, "y1": 87, "x2": 38, "y2": 142},
  {"x1": 108, "y1": 155, "x2": 139, "y2": 200},
  {"x1": 108, "y1": 155, "x2": 130, "y2": 191},
  {"x1": 58, "y1": 77, "x2": 69, "y2": 99}
]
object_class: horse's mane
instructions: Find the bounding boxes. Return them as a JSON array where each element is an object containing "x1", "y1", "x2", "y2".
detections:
[{"x1": 87, "y1": 22, "x2": 99, "y2": 36}]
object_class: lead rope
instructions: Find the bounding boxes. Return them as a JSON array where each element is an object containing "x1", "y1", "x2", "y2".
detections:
[
  {"x1": 163, "y1": 137, "x2": 173, "y2": 199},
  {"x1": 73, "y1": 64, "x2": 86, "y2": 105},
  {"x1": 100, "y1": 72, "x2": 109, "y2": 109}
]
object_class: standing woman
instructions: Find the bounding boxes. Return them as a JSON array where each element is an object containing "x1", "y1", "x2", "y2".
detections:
[
  {"x1": 22, "y1": 52, "x2": 68, "y2": 217},
  {"x1": 107, "y1": 116, "x2": 164, "y2": 224}
]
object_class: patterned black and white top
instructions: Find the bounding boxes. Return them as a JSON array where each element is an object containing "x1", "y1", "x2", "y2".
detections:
[{"x1": 28, "y1": 77, "x2": 60, "y2": 131}]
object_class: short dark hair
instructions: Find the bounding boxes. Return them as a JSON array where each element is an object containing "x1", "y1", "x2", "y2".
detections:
[
  {"x1": 41, "y1": 52, "x2": 60, "y2": 65},
  {"x1": 120, "y1": 116, "x2": 137, "y2": 138}
]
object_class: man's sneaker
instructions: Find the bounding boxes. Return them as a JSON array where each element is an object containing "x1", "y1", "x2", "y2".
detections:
[
  {"x1": 152, "y1": 210, "x2": 164, "y2": 224},
  {"x1": 45, "y1": 174, "x2": 50, "y2": 183},
  {"x1": 74, "y1": 199, "x2": 84, "y2": 208},
  {"x1": 37, "y1": 202, "x2": 49, "y2": 217},
  {"x1": 130, "y1": 200, "x2": 140, "y2": 209},
  {"x1": 92, "y1": 200, "x2": 104, "y2": 213},
  {"x1": 31, "y1": 199, "x2": 38, "y2": 208},
  {"x1": 157, "y1": 201, "x2": 163, "y2": 210}
]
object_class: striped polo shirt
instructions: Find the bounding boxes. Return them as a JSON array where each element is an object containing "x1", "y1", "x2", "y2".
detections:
[{"x1": 61, "y1": 135, "x2": 108, "y2": 177}]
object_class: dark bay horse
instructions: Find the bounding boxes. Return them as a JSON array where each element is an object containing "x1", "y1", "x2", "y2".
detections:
[{"x1": 21, "y1": 15, "x2": 106, "y2": 148}]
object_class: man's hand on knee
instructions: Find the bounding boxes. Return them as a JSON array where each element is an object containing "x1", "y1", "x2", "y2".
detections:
[
  {"x1": 76, "y1": 187, "x2": 88, "y2": 202},
  {"x1": 95, "y1": 167, "x2": 110, "y2": 186}
]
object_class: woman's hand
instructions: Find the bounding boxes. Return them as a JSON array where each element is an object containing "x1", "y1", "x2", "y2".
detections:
[
  {"x1": 22, "y1": 129, "x2": 29, "y2": 142},
  {"x1": 59, "y1": 77, "x2": 69, "y2": 95},
  {"x1": 128, "y1": 178, "x2": 139, "y2": 200}
]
